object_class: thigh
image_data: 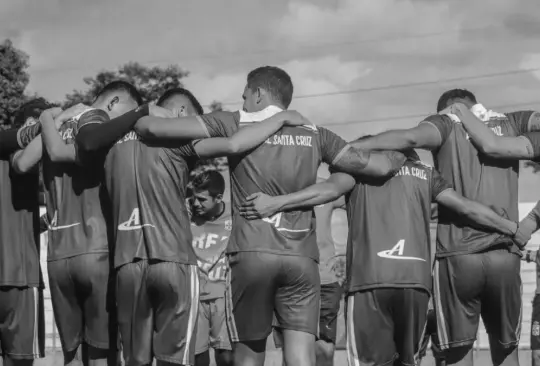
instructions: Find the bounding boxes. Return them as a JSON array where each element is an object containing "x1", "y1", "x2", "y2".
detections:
[
  {"x1": 481, "y1": 249, "x2": 522, "y2": 349},
  {"x1": 532, "y1": 295, "x2": 540, "y2": 350},
  {"x1": 116, "y1": 261, "x2": 152, "y2": 366},
  {"x1": 48, "y1": 258, "x2": 83, "y2": 353},
  {"x1": 209, "y1": 297, "x2": 232, "y2": 351},
  {"x1": 274, "y1": 256, "x2": 320, "y2": 336},
  {"x1": 71, "y1": 253, "x2": 112, "y2": 350},
  {"x1": 0, "y1": 287, "x2": 44, "y2": 360},
  {"x1": 226, "y1": 252, "x2": 279, "y2": 343},
  {"x1": 149, "y1": 262, "x2": 199, "y2": 366},
  {"x1": 346, "y1": 290, "x2": 397, "y2": 366},
  {"x1": 195, "y1": 301, "x2": 211, "y2": 355},
  {"x1": 318, "y1": 282, "x2": 343, "y2": 344},
  {"x1": 433, "y1": 256, "x2": 483, "y2": 351},
  {"x1": 393, "y1": 289, "x2": 430, "y2": 366}
]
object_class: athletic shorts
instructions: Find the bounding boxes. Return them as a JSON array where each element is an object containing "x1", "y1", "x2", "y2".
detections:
[
  {"x1": 116, "y1": 260, "x2": 199, "y2": 366},
  {"x1": 418, "y1": 308, "x2": 438, "y2": 359},
  {"x1": 531, "y1": 294, "x2": 540, "y2": 350},
  {"x1": 225, "y1": 252, "x2": 320, "y2": 342},
  {"x1": 195, "y1": 297, "x2": 232, "y2": 354},
  {"x1": 346, "y1": 288, "x2": 429, "y2": 366},
  {"x1": 0, "y1": 286, "x2": 45, "y2": 360},
  {"x1": 433, "y1": 245, "x2": 522, "y2": 351},
  {"x1": 48, "y1": 252, "x2": 113, "y2": 352}
]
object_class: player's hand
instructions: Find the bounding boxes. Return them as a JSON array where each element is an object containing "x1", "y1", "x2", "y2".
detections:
[
  {"x1": 513, "y1": 224, "x2": 531, "y2": 250},
  {"x1": 149, "y1": 104, "x2": 177, "y2": 118},
  {"x1": 39, "y1": 107, "x2": 63, "y2": 126},
  {"x1": 239, "y1": 192, "x2": 283, "y2": 220},
  {"x1": 279, "y1": 110, "x2": 313, "y2": 127},
  {"x1": 55, "y1": 103, "x2": 90, "y2": 127}
]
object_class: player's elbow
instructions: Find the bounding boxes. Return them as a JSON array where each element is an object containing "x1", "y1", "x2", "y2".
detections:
[
  {"x1": 403, "y1": 131, "x2": 422, "y2": 148},
  {"x1": 133, "y1": 119, "x2": 153, "y2": 138},
  {"x1": 12, "y1": 158, "x2": 32, "y2": 174}
]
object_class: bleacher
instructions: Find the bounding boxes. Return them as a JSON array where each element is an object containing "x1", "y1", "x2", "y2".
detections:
[{"x1": 39, "y1": 204, "x2": 540, "y2": 352}]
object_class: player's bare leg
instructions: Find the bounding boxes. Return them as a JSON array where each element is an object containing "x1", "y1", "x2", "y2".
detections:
[
  {"x1": 488, "y1": 335, "x2": 519, "y2": 366},
  {"x1": 195, "y1": 351, "x2": 210, "y2": 366},
  {"x1": 232, "y1": 340, "x2": 266, "y2": 366},
  {"x1": 315, "y1": 340, "x2": 334, "y2": 366},
  {"x1": 215, "y1": 349, "x2": 233, "y2": 366},
  {"x1": 282, "y1": 329, "x2": 315, "y2": 366}
]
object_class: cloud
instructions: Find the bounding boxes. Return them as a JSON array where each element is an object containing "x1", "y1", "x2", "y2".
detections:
[{"x1": 520, "y1": 53, "x2": 540, "y2": 81}]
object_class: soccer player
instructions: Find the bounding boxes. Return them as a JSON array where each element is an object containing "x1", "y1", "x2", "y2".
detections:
[
  {"x1": 38, "y1": 82, "x2": 144, "y2": 366},
  {"x1": 348, "y1": 89, "x2": 539, "y2": 366},
  {"x1": 0, "y1": 99, "x2": 49, "y2": 366},
  {"x1": 272, "y1": 175, "x2": 346, "y2": 366},
  {"x1": 239, "y1": 146, "x2": 526, "y2": 366},
  {"x1": 189, "y1": 171, "x2": 233, "y2": 366},
  {"x1": 75, "y1": 86, "x2": 312, "y2": 366},
  {"x1": 132, "y1": 66, "x2": 408, "y2": 366}
]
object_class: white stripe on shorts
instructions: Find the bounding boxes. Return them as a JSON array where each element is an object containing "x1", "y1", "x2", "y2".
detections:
[
  {"x1": 224, "y1": 268, "x2": 239, "y2": 342},
  {"x1": 181, "y1": 265, "x2": 200, "y2": 365},
  {"x1": 346, "y1": 295, "x2": 360, "y2": 366},
  {"x1": 32, "y1": 287, "x2": 40, "y2": 357},
  {"x1": 433, "y1": 261, "x2": 450, "y2": 350}
]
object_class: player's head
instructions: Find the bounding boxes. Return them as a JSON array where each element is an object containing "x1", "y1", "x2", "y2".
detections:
[
  {"x1": 436, "y1": 89, "x2": 477, "y2": 112},
  {"x1": 242, "y1": 66, "x2": 293, "y2": 112},
  {"x1": 157, "y1": 88, "x2": 204, "y2": 116},
  {"x1": 190, "y1": 170, "x2": 226, "y2": 218},
  {"x1": 13, "y1": 98, "x2": 51, "y2": 129},
  {"x1": 93, "y1": 81, "x2": 143, "y2": 118}
]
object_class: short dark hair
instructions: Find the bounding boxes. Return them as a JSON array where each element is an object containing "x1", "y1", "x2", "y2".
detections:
[
  {"x1": 436, "y1": 89, "x2": 477, "y2": 112},
  {"x1": 247, "y1": 66, "x2": 293, "y2": 108},
  {"x1": 13, "y1": 98, "x2": 51, "y2": 128},
  {"x1": 157, "y1": 88, "x2": 204, "y2": 115},
  {"x1": 96, "y1": 81, "x2": 143, "y2": 106},
  {"x1": 191, "y1": 170, "x2": 225, "y2": 197}
]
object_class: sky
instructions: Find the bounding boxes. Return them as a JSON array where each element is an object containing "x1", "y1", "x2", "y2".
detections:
[{"x1": 2, "y1": 0, "x2": 540, "y2": 200}]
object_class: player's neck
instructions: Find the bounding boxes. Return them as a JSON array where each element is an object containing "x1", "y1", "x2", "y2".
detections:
[{"x1": 203, "y1": 202, "x2": 225, "y2": 222}]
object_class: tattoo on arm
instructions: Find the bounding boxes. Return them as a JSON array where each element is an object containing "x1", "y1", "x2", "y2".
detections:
[{"x1": 335, "y1": 147, "x2": 369, "y2": 172}]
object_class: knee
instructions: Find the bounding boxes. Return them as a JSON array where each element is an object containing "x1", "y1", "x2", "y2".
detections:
[
  {"x1": 315, "y1": 341, "x2": 335, "y2": 366},
  {"x1": 533, "y1": 350, "x2": 540, "y2": 366}
]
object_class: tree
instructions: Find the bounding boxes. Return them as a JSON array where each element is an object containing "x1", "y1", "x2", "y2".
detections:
[
  {"x1": 63, "y1": 62, "x2": 189, "y2": 107},
  {"x1": 0, "y1": 39, "x2": 31, "y2": 126}
]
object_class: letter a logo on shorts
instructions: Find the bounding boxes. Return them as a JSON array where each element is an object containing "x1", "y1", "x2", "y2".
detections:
[
  {"x1": 377, "y1": 240, "x2": 425, "y2": 261},
  {"x1": 118, "y1": 208, "x2": 156, "y2": 231}
]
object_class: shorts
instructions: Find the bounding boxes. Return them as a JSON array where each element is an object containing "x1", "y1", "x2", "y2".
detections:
[
  {"x1": 531, "y1": 294, "x2": 540, "y2": 350},
  {"x1": 418, "y1": 308, "x2": 438, "y2": 359},
  {"x1": 346, "y1": 288, "x2": 429, "y2": 366},
  {"x1": 48, "y1": 252, "x2": 113, "y2": 352},
  {"x1": 0, "y1": 286, "x2": 45, "y2": 360},
  {"x1": 195, "y1": 297, "x2": 232, "y2": 354},
  {"x1": 225, "y1": 252, "x2": 320, "y2": 342},
  {"x1": 433, "y1": 246, "x2": 522, "y2": 351},
  {"x1": 116, "y1": 260, "x2": 199, "y2": 366},
  {"x1": 273, "y1": 281, "x2": 342, "y2": 348}
]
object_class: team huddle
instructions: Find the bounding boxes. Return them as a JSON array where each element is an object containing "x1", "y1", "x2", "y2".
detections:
[{"x1": 1, "y1": 65, "x2": 540, "y2": 366}]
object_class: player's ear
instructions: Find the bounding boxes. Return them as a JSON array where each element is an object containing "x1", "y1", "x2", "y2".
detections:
[
  {"x1": 107, "y1": 96, "x2": 120, "y2": 111},
  {"x1": 256, "y1": 88, "x2": 263, "y2": 104}
]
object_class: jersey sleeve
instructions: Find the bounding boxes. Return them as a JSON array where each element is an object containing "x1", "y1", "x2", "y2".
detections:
[
  {"x1": 419, "y1": 114, "x2": 453, "y2": 144},
  {"x1": 431, "y1": 168, "x2": 453, "y2": 201},
  {"x1": 76, "y1": 109, "x2": 110, "y2": 131},
  {"x1": 165, "y1": 143, "x2": 199, "y2": 160},
  {"x1": 195, "y1": 111, "x2": 239, "y2": 138},
  {"x1": 507, "y1": 110, "x2": 539, "y2": 135},
  {"x1": 318, "y1": 127, "x2": 350, "y2": 165}
]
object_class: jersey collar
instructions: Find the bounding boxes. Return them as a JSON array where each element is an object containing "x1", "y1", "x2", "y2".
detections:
[
  {"x1": 238, "y1": 105, "x2": 283, "y2": 123},
  {"x1": 470, "y1": 103, "x2": 506, "y2": 122}
]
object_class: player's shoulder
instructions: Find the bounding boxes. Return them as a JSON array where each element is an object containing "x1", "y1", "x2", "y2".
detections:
[
  {"x1": 76, "y1": 108, "x2": 110, "y2": 125},
  {"x1": 422, "y1": 113, "x2": 453, "y2": 126}
]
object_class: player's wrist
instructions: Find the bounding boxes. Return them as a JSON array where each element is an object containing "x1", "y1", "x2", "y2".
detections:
[{"x1": 526, "y1": 250, "x2": 533, "y2": 263}]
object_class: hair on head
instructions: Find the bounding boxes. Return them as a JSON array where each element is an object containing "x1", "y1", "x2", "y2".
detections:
[
  {"x1": 247, "y1": 66, "x2": 293, "y2": 108},
  {"x1": 96, "y1": 80, "x2": 143, "y2": 106},
  {"x1": 436, "y1": 89, "x2": 477, "y2": 112},
  {"x1": 157, "y1": 88, "x2": 204, "y2": 115},
  {"x1": 191, "y1": 170, "x2": 225, "y2": 196}
]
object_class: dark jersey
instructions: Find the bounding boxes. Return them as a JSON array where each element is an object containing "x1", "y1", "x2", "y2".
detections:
[
  {"x1": 195, "y1": 109, "x2": 348, "y2": 261},
  {"x1": 0, "y1": 152, "x2": 41, "y2": 287},
  {"x1": 42, "y1": 109, "x2": 109, "y2": 261},
  {"x1": 344, "y1": 159, "x2": 451, "y2": 294},
  {"x1": 421, "y1": 111, "x2": 534, "y2": 257},
  {"x1": 78, "y1": 109, "x2": 198, "y2": 268}
]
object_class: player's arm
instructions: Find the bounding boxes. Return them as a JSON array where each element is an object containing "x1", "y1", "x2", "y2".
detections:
[
  {"x1": 448, "y1": 104, "x2": 540, "y2": 159},
  {"x1": 76, "y1": 105, "x2": 148, "y2": 153},
  {"x1": 0, "y1": 122, "x2": 42, "y2": 156},
  {"x1": 239, "y1": 173, "x2": 355, "y2": 219},
  {"x1": 134, "y1": 115, "x2": 214, "y2": 140},
  {"x1": 332, "y1": 195, "x2": 347, "y2": 210},
  {"x1": 351, "y1": 123, "x2": 443, "y2": 152},
  {"x1": 192, "y1": 111, "x2": 310, "y2": 158},
  {"x1": 514, "y1": 201, "x2": 540, "y2": 251},
  {"x1": 39, "y1": 108, "x2": 77, "y2": 162},
  {"x1": 10, "y1": 136, "x2": 43, "y2": 174}
]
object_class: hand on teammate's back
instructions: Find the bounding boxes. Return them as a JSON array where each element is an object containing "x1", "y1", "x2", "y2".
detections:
[
  {"x1": 149, "y1": 104, "x2": 178, "y2": 118},
  {"x1": 439, "y1": 103, "x2": 469, "y2": 121},
  {"x1": 55, "y1": 103, "x2": 89, "y2": 128},
  {"x1": 40, "y1": 107, "x2": 63, "y2": 128},
  {"x1": 513, "y1": 224, "x2": 531, "y2": 250},
  {"x1": 239, "y1": 192, "x2": 283, "y2": 219},
  {"x1": 278, "y1": 110, "x2": 313, "y2": 127}
]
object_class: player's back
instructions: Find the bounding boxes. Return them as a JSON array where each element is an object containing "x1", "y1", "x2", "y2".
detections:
[
  {"x1": 422, "y1": 114, "x2": 525, "y2": 257},
  {"x1": 103, "y1": 130, "x2": 197, "y2": 268},
  {"x1": 345, "y1": 159, "x2": 437, "y2": 294},
  {"x1": 0, "y1": 154, "x2": 41, "y2": 287},
  {"x1": 42, "y1": 117, "x2": 108, "y2": 261},
  {"x1": 228, "y1": 125, "x2": 336, "y2": 260}
]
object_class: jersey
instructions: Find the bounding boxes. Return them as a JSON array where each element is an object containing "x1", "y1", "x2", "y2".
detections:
[
  {"x1": 195, "y1": 109, "x2": 349, "y2": 261},
  {"x1": 421, "y1": 110, "x2": 535, "y2": 257},
  {"x1": 42, "y1": 109, "x2": 109, "y2": 261},
  {"x1": 344, "y1": 158, "x2": 452, "y2": 294},
  {"x1": 191, "y1": 203, "x2": 232, "y2": 300},
  {"x1": 78, "y1": 107, "x2": 198, "y2": 268},
  {"x1": 0, "y1": 155, "x2": 41, "y2": 287},
  {"x1": 315, "y1": 203, "x2": 338, "y2": 284}
]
